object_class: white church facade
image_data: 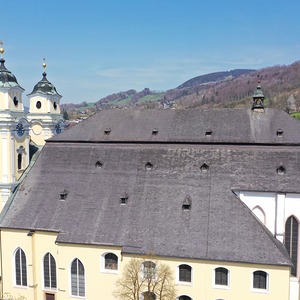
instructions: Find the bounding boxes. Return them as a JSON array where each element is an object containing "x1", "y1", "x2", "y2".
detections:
[{"x1": 0, "y1": 44, "x2": 64, "y2": 210}]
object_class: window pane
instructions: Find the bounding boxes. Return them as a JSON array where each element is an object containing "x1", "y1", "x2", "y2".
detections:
[
  {"x1": 179, "y1": 264, "x2": 192, "y2": 282},
  {"x1": 105, "y1": 253, "x2": 118, "y2": 270},
  {"x1": 143, "y1": 261, "x2": 156, "y2": 279},
  {"x1": 71, "y1": 259, "x2": 85, "y2": 296},
  {"x1": 44, "y1": 253, "x2": 50, "y2": 288},
  {"x1": 215, "y1": 267, "x2": 228, "y2": 286},
  {"x1": 15, "y1": 249, "x2": 21, "y2": 285},
  {"x1": 50, "y1": 255, "x2": 57, "y2": 288},
  {"x1": 285, "y1": 216, "x2": 298, "y2": 276},
  {"x1": 253, "y1": 271, "x2": 267, "y2": 289}
]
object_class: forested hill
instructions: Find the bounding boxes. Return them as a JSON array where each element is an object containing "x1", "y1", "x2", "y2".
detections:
[
  {"x1": 177, "y1": 69, "x2": 255, "y2": 89},
  {"x1": 62, "y1": 62, "x2": 300, "y2": 119}
]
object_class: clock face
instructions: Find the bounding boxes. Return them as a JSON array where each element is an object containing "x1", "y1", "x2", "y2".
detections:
[{"x1": 16, "y1": 123, "x2": 25, "y2": 137}]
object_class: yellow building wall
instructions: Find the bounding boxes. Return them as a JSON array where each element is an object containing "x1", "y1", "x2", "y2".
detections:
[
  {"x1": 0, "y1": 229, "x2": 291, "y2": 300},
  {"x1": 0, "y1": 90, "x2": 24, "y2": 111},
  {"x1": 29, "y1": 96, "x2": 60, "y2": 115},
  {"x1": 30, "y1": 123, "x2": 46, "y2": 146}
]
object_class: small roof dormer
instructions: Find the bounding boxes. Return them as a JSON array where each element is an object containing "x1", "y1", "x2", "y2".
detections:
[{"x1": 252, "y1": 82, "x2": 265, "y2": 111}]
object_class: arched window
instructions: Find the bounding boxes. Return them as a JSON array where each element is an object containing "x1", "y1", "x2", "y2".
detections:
[
  {"x1": 285, "y1": 216, "x2": 298, "y2": 276},
  {"x1": 142, "y1": 291, "x2": 156, "y2": 300},
  {"x1": 44, "y1": 253, "x2": 57, "y2": 289},
  {"x1": 142, "y1": 261, "x2": 156, "y2": 279},
  {"x1": 252, "y1": 206, "x2": 266, "y2": 225},
  {"x1": 215, "y1": 267, "x2": 229, "y2": 286},
  {"x1": 179, "y1": 296, "x2": 192, "y2": 300},
  {"x1": 253, "y1": 270, "x2": 268, "y2": 290},
  {"x1": 105, "y1": 253, "x2": 118, "y2": 270},
  {"x1": 16, "y1": 146, "x2": 26, "y2": 170},
  {"x1": 15, "y1": 248, "x2": 27, "y2": 286},
  {"x1": 17, "y1": 153, "x2": 22, "y2": 170},
  {"x1": 71, "y1": 258, "x2": 85, "y2": 297},
  {"x1": 179, "y1": 264, "x2": 192, "y2": 282}
]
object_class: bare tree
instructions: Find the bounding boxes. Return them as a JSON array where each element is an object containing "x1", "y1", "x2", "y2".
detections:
[
  {"x1": 1, "y1": 293, "x2": 26, "y2": 300},
  {"x1": 114, "y1": 257, "x2": 176, "y2": 300}
]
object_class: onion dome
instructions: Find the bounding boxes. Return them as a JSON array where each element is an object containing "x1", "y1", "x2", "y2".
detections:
[
  {"x1": 28, "y1": 71, "x2": 61, "y2": 96},
  {"x1": 28, "y1": 59, "x2": 61, "y2": 96},
  {"x1": 0, "y1": 43, "x2": 23, "y2": 88}
]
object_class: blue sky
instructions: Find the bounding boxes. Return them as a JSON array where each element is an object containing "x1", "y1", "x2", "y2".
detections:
[{"x1": 2, "y1": 0, "x2": 300, "y2": 104}]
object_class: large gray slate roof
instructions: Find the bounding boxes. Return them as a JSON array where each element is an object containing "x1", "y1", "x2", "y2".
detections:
[
  {"x1": 51, "y1": 108, "x2": 300, "y2": 144},
  {"x1": 2, "y1": 108, "x2": 298, "y2": 267}
]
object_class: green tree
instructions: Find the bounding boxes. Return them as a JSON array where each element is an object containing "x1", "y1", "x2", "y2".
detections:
[
  {"x1": 63, "y1": 110, "x2": 69, "y2": 120},
  {"x1": 114, "y1": 257, "x2": 176, "y2": 300}
]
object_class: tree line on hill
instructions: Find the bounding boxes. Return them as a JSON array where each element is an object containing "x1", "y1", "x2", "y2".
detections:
[{"x1": 61, "y1": 60, "x2": 300, "y2": 120}]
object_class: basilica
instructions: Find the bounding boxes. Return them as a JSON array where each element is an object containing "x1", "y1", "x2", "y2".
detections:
[
  {"x1": 0, "y1": 44, "x2": 64, "y2": 210},
  {"x1": 1, "y1": 45, "x2": 300, "y2": 300}
]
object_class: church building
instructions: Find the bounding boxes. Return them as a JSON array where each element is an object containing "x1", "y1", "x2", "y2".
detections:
[
  {"x1": 0, "y1": 43, "x2": 64, "y2": 211},
  {"x1": 1, "y1": 74, "x2": 300, "y2": 300}
]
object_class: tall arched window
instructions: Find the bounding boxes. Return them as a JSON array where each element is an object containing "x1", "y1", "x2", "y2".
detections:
[
  {"x1": 285, "y1": 216, "x2": 298, "y2": 276},
  {"x1": 215, "y1": 267, "x2": 229, "y2": 286},
  {"x1": 71, "y1": 258, "x2": 85, "y2": 297},
  {"x1": 15, "y1": 248, "x2": 27, "y2": 286},
  {"x1": 252, "y1": 206, "x2": 266, "y2": 225},
  {"x1": 44, "y1": 253, "x2": 57, "y2": 289},
  {"x1": 178, "y1": 264, "x2": 192, "y2": 282}
]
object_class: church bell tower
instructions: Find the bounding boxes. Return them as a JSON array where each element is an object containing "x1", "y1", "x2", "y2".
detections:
[
  {"x1": 0, "y1": 42, "x2": 30, "y2": 209},
  {"x1": 27, "y1": 59, "x2": 64, "y2": 145}
]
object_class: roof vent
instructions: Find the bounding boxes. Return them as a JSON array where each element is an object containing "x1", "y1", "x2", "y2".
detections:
[
  {"x1": 276, "y1": 128, "x2": 283, "y2": 137},
  {"x1": 60, "y1": 189, "x2": 69, "y2": 200},
  {"x1": 277, "y1": 165, "x2": 286, "y2": 175},
  {"x1": 205, "y1": 130, "x2": 212, "y2": 137},
  {"x1": 104, "y1": 128, "x2": 111, "y2": 135},
  {"x1": 145, "y1": 162, "x2": 153, "y2": 170},
  {"x1": 95, "y1": 161, "x2": 103, "y2": 168},
  {"x1": 152, "y1": 128, "x2": 159, "y2": 135},
  {"x1": 182, "y1": 196, "x2": 192, "y2": 211},
  {"x1": 120, "y1": 192, "x2": 129, "y2": 205},
  {"x1": 200, "y1": 163, "x2": 209, "y2": 172}
]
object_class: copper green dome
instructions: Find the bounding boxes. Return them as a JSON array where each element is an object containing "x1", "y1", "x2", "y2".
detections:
[
  {"x1": 253, "y1": 83, "x2": 264, "y2": 99},
  {"x1": 0, "y1": 58, "x2": 23, "y2": 88},
  {"x1": 28, "y1": 72, "x2": 61, "y2": 96}
]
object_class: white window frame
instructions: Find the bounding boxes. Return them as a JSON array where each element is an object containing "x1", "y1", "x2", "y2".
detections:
[
  {"x1": 13, "y1": 247, "x2": 28, "y2": 288},
  {"x1": 42, "y1": 252, "x2": 57, "y2": 291},
  {"x1": 100, "y1": 252, "x2": 119, "y2": 274},
  {"x1": 69, "y1": 258, "x2": 86, "y2": 298},
  {"x1": 176, "y1": 264, "x2": 193, "y2": 285},
  {"x1": 251, "y1": 270, "x2": 269, "y2": 293},
  {"x1": 213, "y1": 267, "x2": 230, "y2": 289},
  {"x1": 141, "y1": 261, "x2": 156, "y2": 280}
]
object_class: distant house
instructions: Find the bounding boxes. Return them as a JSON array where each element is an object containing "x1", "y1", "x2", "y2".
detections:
[{"x1": 1, "y1": 83, "x2": 300, "y2": 300}]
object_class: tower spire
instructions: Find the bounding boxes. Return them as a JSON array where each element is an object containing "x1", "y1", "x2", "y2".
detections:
[
  {"x1": 42, "y1": 58, "x2": 47, "y2": 78},
  {"x1": 0, "y1": 41, "x2": 4, "y2": 59},
  {"x1": 252, "y1": 78, "x2": 265, "y2": 111}
]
